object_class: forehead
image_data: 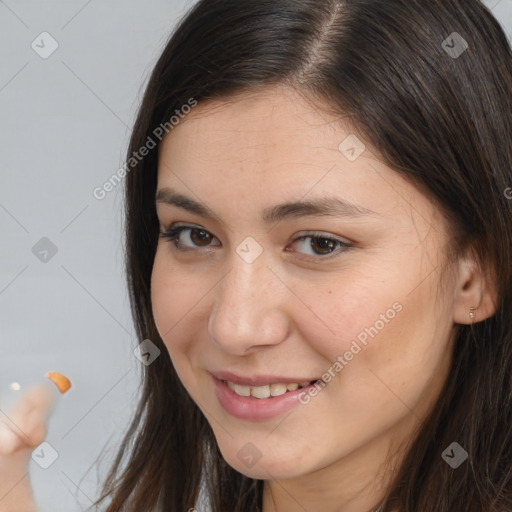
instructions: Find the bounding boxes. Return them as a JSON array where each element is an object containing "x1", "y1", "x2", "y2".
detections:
[
  {"x1": 157, "y1": 87, "x2": 370, "y2": 190},
  {"x1": 160, "y1": 86, "x2": 348, "y2": 155},
  {"x1": 155, "y1": 86, "x2": 439, "y2": 233}
]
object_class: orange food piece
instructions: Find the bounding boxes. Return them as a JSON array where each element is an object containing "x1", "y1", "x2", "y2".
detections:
[{"x1": 45, "y1": 372, "x2": 72, "y2": 394}]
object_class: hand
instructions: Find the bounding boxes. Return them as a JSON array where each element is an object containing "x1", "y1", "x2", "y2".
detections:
[{"x1": 0, "y1": 382, "x2": 56, "y2": 512}]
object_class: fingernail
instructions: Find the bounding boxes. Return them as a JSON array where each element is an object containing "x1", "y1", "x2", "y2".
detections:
[{"x1": 45, "y1": 372, "x2": 72, "y2": 395}]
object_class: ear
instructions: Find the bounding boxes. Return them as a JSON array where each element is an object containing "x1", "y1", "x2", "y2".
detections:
[{"x1": 452, "y1": 247, "x2": 498, "y2": 325}]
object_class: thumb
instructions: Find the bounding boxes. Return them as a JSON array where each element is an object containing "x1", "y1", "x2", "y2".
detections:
[{"x1": 0, "y1": 379, "x2": 60, "y2": 456}]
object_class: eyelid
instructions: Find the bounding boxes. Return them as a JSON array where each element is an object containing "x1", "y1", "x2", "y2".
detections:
[
  {"x1": 159, "y1": 222, "x2": 352, "y2": 243},
  {"x1": 294, "y1": 230, "x2": 352, "y2": 245},
  {"x1": 159, "y1": 222, "x2": 354, "y2": 260},
  {"x1": 289, "y1": 231, "x2": 353, "y2": 261}
]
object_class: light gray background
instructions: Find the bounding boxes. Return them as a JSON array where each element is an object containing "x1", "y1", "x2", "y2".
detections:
[{"x1": 0, "y1": 1, "x2": 511, "y2": 510}]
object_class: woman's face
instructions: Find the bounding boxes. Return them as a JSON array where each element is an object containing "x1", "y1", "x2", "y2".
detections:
[{"x1": 151, "y1": 86, "x2": 458, "y2": 484}]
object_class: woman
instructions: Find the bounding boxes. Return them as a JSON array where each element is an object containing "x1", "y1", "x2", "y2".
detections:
[{"x1": 1, "y1": 0, "x2": 511, "y2": 511}]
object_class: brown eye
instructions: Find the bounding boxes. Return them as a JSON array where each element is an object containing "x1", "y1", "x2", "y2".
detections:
[
  {"x1": 190, "y1": 229, "x2": 213, "y2": 246},
  {"x1": 310, "y1": 237, "x2": 337, "y2": 255},
  {"x1": 290, "y1": 233, "x2": 352, "y2": 260},
  {"x1": 159, "y1": 225, "x2": 221, "y2": 251}
]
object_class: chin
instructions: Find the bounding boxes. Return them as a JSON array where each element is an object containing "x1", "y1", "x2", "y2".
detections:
[
  {"x1": 231, "y1": 461, "x2": 301, "y2": 480},
  {"x1": 220, "y1": 448, "x2": 310, "y2": 480}
]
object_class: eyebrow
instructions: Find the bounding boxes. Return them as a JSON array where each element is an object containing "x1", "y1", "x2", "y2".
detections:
[{"x1": 155, "y1": 187, "x2": 379, "y2": 224}]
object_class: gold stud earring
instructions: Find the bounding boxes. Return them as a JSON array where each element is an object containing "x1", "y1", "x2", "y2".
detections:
[{"x1": 469, "y1": 306, "x2": 477, "y2": 321}]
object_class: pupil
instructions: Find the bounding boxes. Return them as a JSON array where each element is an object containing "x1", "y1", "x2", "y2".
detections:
[
  {"x1": 313, "y1": 237, "x2": 335, "y2": 254},
  {"x1": 192, "y1": 229, "x2": 210, "y2": 246}
]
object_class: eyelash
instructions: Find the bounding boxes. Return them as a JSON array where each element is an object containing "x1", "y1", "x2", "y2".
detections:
[{"x1": 158, "y1": 224, "x2": 353, "y2": 261}]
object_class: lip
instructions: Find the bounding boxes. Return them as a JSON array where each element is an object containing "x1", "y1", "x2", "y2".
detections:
[
  {"x1": 210, "y1": 370, "x2": 319, "y2": 387},
  {"x1": 212, "y1": 374, "x2": 322, "y2": 421}
]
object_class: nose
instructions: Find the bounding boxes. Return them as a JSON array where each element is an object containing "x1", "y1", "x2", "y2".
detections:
[{"x1": 207, "y1": 253, "x2": 290, "y2": 355}]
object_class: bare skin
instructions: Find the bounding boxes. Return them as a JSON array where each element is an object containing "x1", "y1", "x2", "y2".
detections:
[
  {"x1": 152, "y1": 85, "x2": 497, "y2": 512},
  {"x1": 0, "y1": 384, "x2": 55, "y2": 512}
]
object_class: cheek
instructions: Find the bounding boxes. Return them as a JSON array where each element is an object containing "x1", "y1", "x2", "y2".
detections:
[
  {"x1": 151, "y1": 242, "x2": 445, "y2": 370},
  {"x1": 293, "y1": 275, "x2": 402, "y2": 363},
  {"x1": 151, "y1": 254, "x2": 175, "y2": 336},
  {"x1": 296, "y1": 259, "x2": 445, "y2": 388},
  {"x1": 150, "y1": 250, "x2": 201, "y2": 352},
  {"x1": 150, "y1": 252, "x2": 212, "y2": 391}
]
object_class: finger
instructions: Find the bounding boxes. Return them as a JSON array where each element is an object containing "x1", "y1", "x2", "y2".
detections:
[
  {"x1": 0, "y1": 420, "x2": 25, "y2": 455},
  {"x1": 7, "y1": 383, "x2": 55, "y2": 426},
  {"x1": 0, "y1": 382, "x2": 56, "y2": 454}
]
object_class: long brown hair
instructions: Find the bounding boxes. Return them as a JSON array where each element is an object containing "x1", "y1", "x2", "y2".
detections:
[{"x1": 91, "y1": 1, "x2": 512, "y2": 510}]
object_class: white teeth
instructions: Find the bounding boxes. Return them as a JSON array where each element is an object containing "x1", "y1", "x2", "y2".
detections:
[
  {"x1": 225, "y1": 380, "x2": 318, "y2": 399},
  {"x1": 234, "y1": 383, "x2": 251, "y2": 396},
  {"x1": 251, "y1": 385, "x2": 271, "y2": 399},
  {"x1": 270, "y1": 383, "x2": 288, "y2": 396}
]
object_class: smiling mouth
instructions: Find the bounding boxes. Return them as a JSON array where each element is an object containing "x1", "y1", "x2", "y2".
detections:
[{"x1": 223, "y1": 379, "x2": 321, "y2": 399}]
